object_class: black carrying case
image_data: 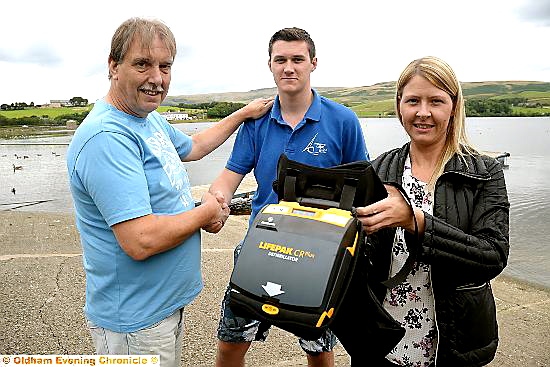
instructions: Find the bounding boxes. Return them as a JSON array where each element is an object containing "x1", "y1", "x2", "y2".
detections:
[{"x1": 228, "y1": 154, "x2": 388, "y2": 340}]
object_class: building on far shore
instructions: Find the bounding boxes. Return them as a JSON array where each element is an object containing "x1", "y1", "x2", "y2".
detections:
[
  {"x1": 47, "y1": 100, "x2": 71, "y2": 108},
  {"x1": 46, "y1": 98, "x2": 88, "y2": 108},
  {"x1": 161, "y1": 112, "x2": 192, "y2": 121}
]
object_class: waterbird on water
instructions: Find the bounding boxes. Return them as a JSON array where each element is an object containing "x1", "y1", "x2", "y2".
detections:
[
  {"x1": 11, "y1": 188, "x2": 16, "y2": 195},
  {"x1": 13, "y1": 164, "x2": 23, "y2": 172}
]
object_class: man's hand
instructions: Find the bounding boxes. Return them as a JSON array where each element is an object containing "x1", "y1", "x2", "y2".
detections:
[
  {"x1": 242, "y1": 97, "x2": 275, "y2": 119},
  {"x1": 201, "y1": 191, "x2": 229, "y2": 233}
]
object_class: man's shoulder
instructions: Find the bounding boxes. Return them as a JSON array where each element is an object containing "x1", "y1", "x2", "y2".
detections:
[
  {"x1": 147, "y1": 110, "x2": 166, "y2": 122},
  {"x1": 318, "y1": 95, "x2": 356, "y2": 116},
  {"x1": 318, "y1": 97, "x2": 360, "y2": 127},
  {"x1": 242, "y1": 109, "x2": 273, "y2": 128},
  {"x1": 71, "y1": 105, "x2": 138, "y2": 151}
]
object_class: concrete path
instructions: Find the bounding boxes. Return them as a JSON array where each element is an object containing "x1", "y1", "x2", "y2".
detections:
[{"x1": 1, "y1": 178, "x2": 548, "y2": 366}]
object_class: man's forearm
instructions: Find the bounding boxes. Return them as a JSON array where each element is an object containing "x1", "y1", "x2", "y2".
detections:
[{"x1": 112, "y1": 200, "x2": 217, "y2": 260}]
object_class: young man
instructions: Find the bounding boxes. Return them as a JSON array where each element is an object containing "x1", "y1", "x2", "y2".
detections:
[
  {"x1": 66, "y1": 17, "x2": 272, "y2": 367},
  {"x1": 209, "y1": 27, "x2": 369, "y2": 367}
]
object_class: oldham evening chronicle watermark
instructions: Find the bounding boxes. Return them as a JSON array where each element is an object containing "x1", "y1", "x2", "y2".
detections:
[{"x1": 1, "y1": 356, "x2": 159, "y2": 367}]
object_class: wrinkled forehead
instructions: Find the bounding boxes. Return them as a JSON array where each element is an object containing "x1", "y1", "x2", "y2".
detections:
[{"x1": 127, "y1": 32, "x2": 175, "y2": 60}]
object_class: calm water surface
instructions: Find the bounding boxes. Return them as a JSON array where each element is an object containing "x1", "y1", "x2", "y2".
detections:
[{"x1": 1, "y1": 117, "x2": 549, "y2": 289}]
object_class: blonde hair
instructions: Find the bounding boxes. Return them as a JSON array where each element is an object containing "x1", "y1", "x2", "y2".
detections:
[{"x1": 395, "y1": 56, "x2": 476, "y2": 188}]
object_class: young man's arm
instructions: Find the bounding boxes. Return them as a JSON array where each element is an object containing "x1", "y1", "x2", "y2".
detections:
[{"x1": 202, "y1": 169, "x2": 246, "y2": 233}]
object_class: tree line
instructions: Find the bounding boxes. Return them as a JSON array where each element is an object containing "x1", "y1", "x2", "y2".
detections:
[
  {"x1": 1, "y1": 97, "x2": 88, "y2": 111},
  {"x1": 0, "y1": 111, "x2": 89, "y2": 127},
  {"x1": 176, "y1": 101, "x2": 246, "y2": 118},
  {"x1": 1, "y1": 97, "x2": 547, "y2": 128},
  {"x1": 0, "y1": 101, "x2": 247, "y2": 127},
  {"x1": 465, "y1": 97, "x2": 549, "y2": 117}
]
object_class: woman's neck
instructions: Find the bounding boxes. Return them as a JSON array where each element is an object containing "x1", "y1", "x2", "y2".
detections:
[{"x1": 409, "y1": 143, "x2": 443, "y2": 182}]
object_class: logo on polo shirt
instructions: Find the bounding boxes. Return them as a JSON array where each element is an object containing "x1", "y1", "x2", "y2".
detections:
[{"x1": 302, "y1": 133, "x2": 327, "y2": 156}]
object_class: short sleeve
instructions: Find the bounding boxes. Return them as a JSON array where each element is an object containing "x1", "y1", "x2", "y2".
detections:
[{"x1": 76, "y1": 131, "x2": 152, "y2": 226}]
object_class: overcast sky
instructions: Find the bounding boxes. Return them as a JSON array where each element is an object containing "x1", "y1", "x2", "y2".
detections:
[{"x1": 2, "y1": 0, "x2": 549, "y2": 105}]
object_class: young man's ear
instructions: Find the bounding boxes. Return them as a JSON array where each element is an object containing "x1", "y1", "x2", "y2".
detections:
[
  {"x1": 311, "y1": 57, "x2": 317, "y2": 72},
  {"x1": 267, "y1": 58, "x2": 272, "y2": 71}
]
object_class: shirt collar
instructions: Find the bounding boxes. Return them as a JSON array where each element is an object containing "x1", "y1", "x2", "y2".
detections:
[{"x1": 269, "y1": 89, "x2": 322, "y2": 125}]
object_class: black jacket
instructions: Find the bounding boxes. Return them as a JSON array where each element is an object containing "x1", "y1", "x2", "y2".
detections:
[{"x1": 369, "y1": 143, "x2": 510, "y2": 366}]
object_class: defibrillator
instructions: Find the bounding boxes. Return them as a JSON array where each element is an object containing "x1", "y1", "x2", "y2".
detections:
[
  {"x1": 227, "y1": 154, "x2": 389, "y2": 340},
  {"x1": 229, "y1": 200, "x2": 362, "y2": 339}
]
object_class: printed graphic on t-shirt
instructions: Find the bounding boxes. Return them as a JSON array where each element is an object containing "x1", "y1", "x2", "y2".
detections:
[
  {"x1": 146, "y1": 130, "x2": 192, "y2": 207},
  {"x1": 302, "y1": 133, "x2": 327, "y2": 156}
]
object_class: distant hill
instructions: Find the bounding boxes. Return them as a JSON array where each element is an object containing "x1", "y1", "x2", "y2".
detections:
[
  {"x1": 163, "y1": 80, "x2": 550, "y2": 117},
  {"x1": 163, "y1": 83, "x2": 397, "y2": 105}
]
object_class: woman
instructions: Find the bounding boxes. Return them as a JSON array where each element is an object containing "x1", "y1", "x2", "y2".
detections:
[{"x1": 355, "y1": 56, "x2": 510, "y2": 366}]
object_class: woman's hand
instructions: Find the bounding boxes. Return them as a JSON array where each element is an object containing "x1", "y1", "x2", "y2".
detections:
[{"x1": 355, "y1": 184, "x2": 423, "y2": 235}]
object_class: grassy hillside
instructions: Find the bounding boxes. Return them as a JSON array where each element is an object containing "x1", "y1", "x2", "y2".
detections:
[
  {"x1": 164, "y1": 81, "x2": 550, "y2": 117},
  {"x1": 2, "y1": 81, "x2": 549, "y2": 121},
  {"x1": 0, "y1": 106, "x2": 90, "y2": 119}
]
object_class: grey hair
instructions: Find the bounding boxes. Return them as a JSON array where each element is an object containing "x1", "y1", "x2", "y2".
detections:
[{"x1": 108, "y1": 17, "x2": 176, "y2": 79}]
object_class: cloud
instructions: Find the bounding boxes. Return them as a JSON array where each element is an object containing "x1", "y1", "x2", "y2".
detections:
[
  {"x1": 0, "y1": 42, "x2": 62, "y2": 66},
  {"x1": 0, "y1": 0, "x2": 549, "y2": 105},
  {"x1": 516, "y1": 0, "x2": 550, "y2": 26}
]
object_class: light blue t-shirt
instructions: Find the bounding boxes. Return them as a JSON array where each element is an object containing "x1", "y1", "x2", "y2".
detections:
[
  {"x1": 66, "y1": 99, "x2": 202, "y2": 333},
  {"x1": 227, "y1": 90, "x2": 369, "y2": 222}
]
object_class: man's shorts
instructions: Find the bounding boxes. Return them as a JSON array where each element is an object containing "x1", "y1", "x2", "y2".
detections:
[
  {"x1": 87, "y1": 308, "x2": 184, "y2": 367},
  {"x1": 216, "y1": 241, "x2": 339, "y2": 355}
]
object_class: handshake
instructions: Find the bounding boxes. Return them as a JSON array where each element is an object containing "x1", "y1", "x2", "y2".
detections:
[{"x1": 200, "y1": 190, "x2": 230, "y2": 233}]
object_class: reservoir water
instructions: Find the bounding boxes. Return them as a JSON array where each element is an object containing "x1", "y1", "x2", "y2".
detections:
[{"x1": 1, "y1": 116, "x2": 549, "y2": 289}]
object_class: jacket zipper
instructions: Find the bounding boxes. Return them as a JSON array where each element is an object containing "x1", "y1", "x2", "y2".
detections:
[
  {"x1": 431, "y1": 270, "x2": 439, "y2": 366},
  {"x1": 455, "y1": 282, "x2": 488, "y2": 291},
  {"x1": 439, "y1": 170, "x2": 491, "y2": 181}
]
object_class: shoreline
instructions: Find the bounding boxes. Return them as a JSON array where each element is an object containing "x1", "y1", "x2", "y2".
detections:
[
  {"x1": 495, "y1": 272, "x2": 550, "y2": 293},
  {"x1": 1, "y1": 184, "x2": 549, "y2": 365}
]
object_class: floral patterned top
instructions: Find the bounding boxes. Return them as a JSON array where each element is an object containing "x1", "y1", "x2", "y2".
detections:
[{"x1": 384, "y1": 155, "x2": 437, "y2": 366}]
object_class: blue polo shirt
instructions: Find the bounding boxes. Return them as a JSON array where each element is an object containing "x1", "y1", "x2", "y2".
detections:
[{"x1": 226, "y1": 89, "x2": 369, "y2": 222}]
